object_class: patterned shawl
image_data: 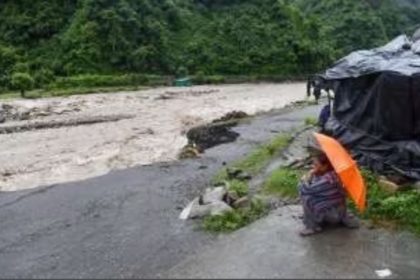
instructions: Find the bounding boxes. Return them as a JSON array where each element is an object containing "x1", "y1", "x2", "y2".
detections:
[{"x1": 299, "y1": 171, "x2": 346, "y2": 215}]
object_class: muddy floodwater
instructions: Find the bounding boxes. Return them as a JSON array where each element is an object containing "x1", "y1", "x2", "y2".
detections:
[{"x1": 0, "y1": 83, "x2": 306, "y2": 191}]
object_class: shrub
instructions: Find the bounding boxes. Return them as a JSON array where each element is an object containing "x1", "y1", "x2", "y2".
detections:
[
  {"x1": 176, "y1": 66, "x2": 189, "y2": 78},
  {"x1": 304, "y1": 117, "x2": 318, "y2": 126},
  {"x1": 12, "y1": 62, "x2": 29, "y2": 73},
  {"x1": 48, "y1": 74, "x2": 170, "y2": 89},
  {"x1": 34, "y1": 68, "x2": 55, "y2": 88},
  {"x1": 228, "y1": 180, "x2": 249, "y2": 197},
  {"x1": 11, "y1": 72, "x2": 34, "y2": 98},
  {"x1": 360, "y1": 169, "x2": 420, "y2": 234}
]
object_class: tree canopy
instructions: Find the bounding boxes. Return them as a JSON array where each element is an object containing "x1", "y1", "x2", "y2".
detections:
[{"x1": 0, "y1": 0, "x2": 419, "y2": 91}]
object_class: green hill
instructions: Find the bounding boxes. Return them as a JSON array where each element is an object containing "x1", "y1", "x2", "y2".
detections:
[{"x1": 0, "y1": 0, "x2": 418, "y2": 93}]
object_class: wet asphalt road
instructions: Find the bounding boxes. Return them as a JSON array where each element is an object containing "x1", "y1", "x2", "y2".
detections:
[
  {"x1": 0, "y1": 105, "x2": 320, "y2": 278},
  {"x1": 164, "y1": 206, "x2": 420, "y2": 279}
]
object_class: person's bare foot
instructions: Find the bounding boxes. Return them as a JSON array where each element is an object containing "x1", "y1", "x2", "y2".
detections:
[
  {"x1": 342, "y1": 215, "x2": 360, "y2": 229},
  {"x1": 299, "y1": 227, "x2": 322, "y2": 237},
  {"x1": 342, "y1": 219, "x2": 360, "y2": 229}
]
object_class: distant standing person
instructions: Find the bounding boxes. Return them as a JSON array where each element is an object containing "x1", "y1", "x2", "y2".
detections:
[
  {"x1": 413, "y1": 27, "x2": 420, "y2": 42},
  {"x1": 307, "y1": 75, "x2": 323, "y2": 102}
]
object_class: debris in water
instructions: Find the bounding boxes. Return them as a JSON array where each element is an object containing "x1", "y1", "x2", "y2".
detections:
[
  {"x1": 375, "y1": 269, "x2": 392, "y2": 278},
  {"x1": 212, "y1": 111, "x2": 249, "y2": 123},
  {"x1": 184, "y1": 121, "x2": 240, "y2": 153},
  {"x1": 178, "y1": 145, "x2": 201, "y2": 159}
]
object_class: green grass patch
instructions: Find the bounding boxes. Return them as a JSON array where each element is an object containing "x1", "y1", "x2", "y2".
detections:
[
  {"x1": 359, "y1": 170, "x2": 420, "y2": 235},
  {"x1": 203, "y1": 199, "x2": 268, "y2": 233},
  {"x1": 227, "y1": 180, "x2": 249, "y2": 197},
  {"x1": 264, "y1": 168, "x2": 302, "y2": 198},
  {"x1": 304, "y1": 117, "x2": 318, "y2": 126},
  {"x1": 213, "y1": 134, "x2": 292, "y2": 184},
  {"x1": 48, "y1": 86, "x2": 148, "y2": 97},
  {"x1": 190, "y1": 74, "x2": 307, "y2": 85},
  {"x1": 0, "y1": 73, "x2": 170, "y2": 100},
  {"x1": 206, "y1": 133, "x2": 293, "y2": 233},
  {"x1": 48, "y1": 74, "x2": 170, "y2": 89},
  {"x1": 1, "y1": 73, "x2": 309, "y2": 100}
]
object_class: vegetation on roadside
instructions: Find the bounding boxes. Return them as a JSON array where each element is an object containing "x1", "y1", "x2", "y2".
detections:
[
  {"x1": 208, "y1": 143, "x2": 420, "y2": 235},
  {"x1": 227, "y1": 180, "x2": 249, "y2": 198},
  {"x1": 262, "y1": 167, "x2": 420, "y2": 235},
  {"x1": 203, "y1": 199, "x2": 268, "y2": 233},
  {"x1": 304, "y1": 117, "x2": 318, "y2": 127},
  {"x1": 359, "y1": 170, "x2": 420, "y2": 235},
  {"x1": 205, "y1": 133, "x2": 293, "y2": 233},
  {"x1": 214, "y1": 134, "x2": 293, "y2": 185},
  {"x1": 264, "y1": 168, "x2": 302, "y2": 198}
]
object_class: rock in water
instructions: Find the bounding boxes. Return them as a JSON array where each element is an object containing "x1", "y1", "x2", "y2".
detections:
[
  {"x1": 179, "y1": 145, "x2": 201, "y2": 159},
  {"x1": 186, "y1": 122, "x2": 240, "y2": 151}
]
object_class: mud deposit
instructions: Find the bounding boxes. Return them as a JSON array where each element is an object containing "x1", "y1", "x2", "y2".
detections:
[{"x1": 0, "y1": 83, "x2": 306, "y2": 191}]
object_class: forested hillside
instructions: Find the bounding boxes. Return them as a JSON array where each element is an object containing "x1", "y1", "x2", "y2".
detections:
[{"x1": 0, "y1": 0, "x2": 419, "y2": 93}]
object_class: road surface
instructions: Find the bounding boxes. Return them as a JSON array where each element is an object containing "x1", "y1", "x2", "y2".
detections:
[
  {"x1": 1, "y1": 104, "x2": 419, "y2": 279},
  {"x1": 0, "y1": 105, "x2": 319, "y2": 278}
]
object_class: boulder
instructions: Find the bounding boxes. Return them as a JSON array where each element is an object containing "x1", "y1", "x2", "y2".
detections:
[
  {"x1": 202, "y1": 187, "x2": 226, "y2": 204},
  {"x1": 224, "y1": 191, "x2": 240, "y2": 206},
  {"x1": 236, "y1": 172, "x2": 252, "y2": 181},
  {"x1": 189, "y1": 203, "x2": 214, "y2": 219},
  {"x1": 209, "y1": 201, "x2": 233, "y2": 216},
  {"x1": 378, "y1": 178, "x2": 400, "y2": 193},
  {"x1": 227, "y1": 168, "x2": 252, "y2": 181},
  {"x1": 413, "y1": 181, "x2": 420, "y2": 192},
  {"x1": 233, "y1": 197, "x2": 250, "y2": 209},
  {"x1": 179, "y1": 196, "x2": 233, "y2": 220}
]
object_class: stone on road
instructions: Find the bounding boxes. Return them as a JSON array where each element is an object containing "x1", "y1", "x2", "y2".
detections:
[{"x1": 163, "y1": 206, "x2": 420, "y2": 279}]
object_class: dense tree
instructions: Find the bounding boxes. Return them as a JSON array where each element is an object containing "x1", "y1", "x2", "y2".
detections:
[
  {"x1": 11, "y1": 72, "x2": 34, "y2": 97},
  {"x1": 0, "y1": 0, "x2": 418, "y2": 92}
]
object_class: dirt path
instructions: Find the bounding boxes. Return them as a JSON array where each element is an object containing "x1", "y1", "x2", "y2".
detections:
[{"x1": 0, "y1": 83, "x2": 306, "y2": 191}]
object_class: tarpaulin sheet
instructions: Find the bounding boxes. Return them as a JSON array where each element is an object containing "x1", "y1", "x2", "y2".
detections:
[
  {"x1": 324, "y1": 35, "x2": 420, "y2": 79},
  {"x1": 320, "y1": 36, "x2": 420, "y2": 180}
]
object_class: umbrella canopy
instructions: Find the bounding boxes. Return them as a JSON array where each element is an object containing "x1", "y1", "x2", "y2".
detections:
[{"x1": 314, "y1": 133, "x2": 366, "y2": 213}]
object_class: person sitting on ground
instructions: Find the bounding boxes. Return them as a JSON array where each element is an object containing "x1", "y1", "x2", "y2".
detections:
[{"x1": 298, "y1": 152, "x2": 359, "y2": 236}]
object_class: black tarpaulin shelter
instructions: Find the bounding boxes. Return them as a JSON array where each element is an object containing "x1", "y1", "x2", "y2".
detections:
[{"x1": 320, "y1": 35, "x2": 420, "y2": 180}]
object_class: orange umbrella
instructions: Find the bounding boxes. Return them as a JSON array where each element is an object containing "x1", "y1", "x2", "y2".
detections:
[{"x1": 313, "y1": 132, "x2": 366, "y2": 213}]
